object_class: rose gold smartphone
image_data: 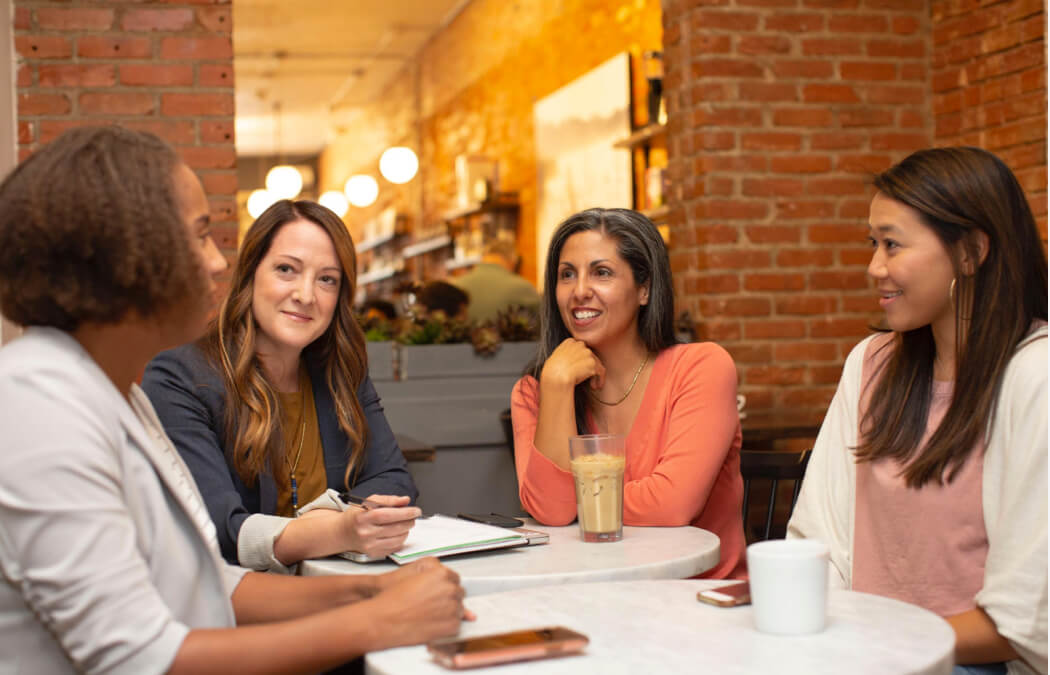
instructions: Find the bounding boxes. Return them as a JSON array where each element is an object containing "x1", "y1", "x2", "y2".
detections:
[
  {"x1": 427, "y1": 626, "x2": 589, "y2": 669},
  {"x1": 697, "y1": 581, "x2": 751, "y2": 607}
]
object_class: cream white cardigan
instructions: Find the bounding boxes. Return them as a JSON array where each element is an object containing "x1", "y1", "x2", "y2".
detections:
[{"x1": 788, "y1": 326, "x2": 1048, "y2": 675}]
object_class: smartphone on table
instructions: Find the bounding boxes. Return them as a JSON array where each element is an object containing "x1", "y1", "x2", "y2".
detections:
[
  {"x1": 427, "y1": 626, "x2": 588, "y2": 669},
  {"x1": 457, "y1": 513, "x2": 524, "y2": 528},
  {"x1": 697, "y1": 581, "x2": 751, "y2": 607}
]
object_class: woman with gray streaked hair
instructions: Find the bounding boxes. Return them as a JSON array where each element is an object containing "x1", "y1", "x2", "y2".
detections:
[{"x1": 511, "y1": 207, "x2": 747, "y2": 579}]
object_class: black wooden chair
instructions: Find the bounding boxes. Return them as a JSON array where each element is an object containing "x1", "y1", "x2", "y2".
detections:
[
  {"x1": 739, "y1": 448, "x2": 812, "y2": 542},
  {"x1": 499, "y1": 408, "x2": 514, "y2": 459}
]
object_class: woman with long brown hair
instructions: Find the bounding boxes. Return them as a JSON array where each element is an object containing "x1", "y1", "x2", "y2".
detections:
[
  {"x1": 143, "y1": 199, "x2": 418, "y2": 572},
  {"x1": 788, "y1": 147, "x2": 1047, "y2": 675}
]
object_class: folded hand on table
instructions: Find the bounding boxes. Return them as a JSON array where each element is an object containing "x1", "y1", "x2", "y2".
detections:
[{"x1": 372, "y1": 558, "x2": 475, "y2": 647}]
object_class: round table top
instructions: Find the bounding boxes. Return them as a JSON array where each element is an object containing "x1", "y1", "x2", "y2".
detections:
[
  {"x1": 300, "y1": 520, "x2": 720, "y2": 597},
  {"x1": 366, "y1": 580, "x2": 955, "y2": 675}
]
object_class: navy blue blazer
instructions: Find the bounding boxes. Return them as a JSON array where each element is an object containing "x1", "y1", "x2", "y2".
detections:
[{"x1": 142, "y1": 343, "x2": 417, "y2": 564}]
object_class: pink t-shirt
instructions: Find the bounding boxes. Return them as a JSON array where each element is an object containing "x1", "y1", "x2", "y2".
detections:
[
  {"x1": 852, "y1": 334, "x2": 988, "y2": 617},
  {"x1": 511, "y1": 342, "x2": 747, "y2": 579}
]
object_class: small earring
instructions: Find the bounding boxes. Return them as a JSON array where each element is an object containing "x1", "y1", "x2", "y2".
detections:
[{"x1": 949, "y1": 278, "x2": 956, "y2": 303}]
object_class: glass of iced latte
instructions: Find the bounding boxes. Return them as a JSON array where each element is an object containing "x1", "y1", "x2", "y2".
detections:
[{"x1": 569, "y1": 434, "x2": 626, "y2": 542}]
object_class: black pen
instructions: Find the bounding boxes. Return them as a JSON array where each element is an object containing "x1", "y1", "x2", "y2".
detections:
[{"x1": 339, "y1": 493, "x2": 384, "y2": 511}]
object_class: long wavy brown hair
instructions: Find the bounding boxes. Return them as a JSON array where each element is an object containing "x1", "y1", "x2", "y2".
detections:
[
  {"x1": 855, "y1": 147, "x2": 1048, "y2": 487},
  {"x1": 201, "y1": 199, "x2": 369, "y2": 490}
]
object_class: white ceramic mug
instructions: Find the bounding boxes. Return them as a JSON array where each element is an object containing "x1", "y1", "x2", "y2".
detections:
[{"x1": 747, "y1": 539, "x2": 829, "y2": 635}]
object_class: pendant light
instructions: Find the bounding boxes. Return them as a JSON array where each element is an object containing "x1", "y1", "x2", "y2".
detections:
[
  {"x1": 344, "y1": 174, "x2": 378, "y2": 208},
  {"x1": 265, "y1": 164, "x2": 303, "y2": 200},
  {"x1": 318, "y1": 190, "x2": 349, "y2": 217},
  {"x1": 379, "y1": 146, "x2": 419, "y2": 184},
  {"x1": 247, "y1": 188, "x2": 277, "y2": 218},
  {"x1": 264, "y1": 101, "x2": 302, "y2": 200}
]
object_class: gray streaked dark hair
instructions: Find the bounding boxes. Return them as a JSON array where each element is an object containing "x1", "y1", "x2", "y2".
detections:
[{"x1": 527, "y1": 208, "x2": 678, "y2": 432}]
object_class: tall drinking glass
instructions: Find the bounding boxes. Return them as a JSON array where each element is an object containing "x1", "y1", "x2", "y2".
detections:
[{"x1": 568, "y1": 434, "x2": 626, "y2": 542}]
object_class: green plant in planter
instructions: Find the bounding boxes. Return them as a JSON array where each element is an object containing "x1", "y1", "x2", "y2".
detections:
[
  {"x1": 471, "y1": 304, "x2": 540, "y2": 356},
  {"x1": 495, "y1": 304, "x2": 540, "y2": 342},
  {"x1": 470, "y1": 322, "x2": 501, "y2": 356},
  {"x1": 366, "y1": 303, "x2": 540, "y2": 356},
  {"x1": 395, "y1": 305, "x2": 472, "y2": 346},
  {"x1": 355, "y1": 312, "x2": 394, "y2": 342}
]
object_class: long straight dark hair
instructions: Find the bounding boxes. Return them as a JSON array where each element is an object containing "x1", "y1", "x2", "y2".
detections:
[
  {"x1": 527, "y1": 208, "x2": 678, "y2": 433},
  {"x1": 855, "y1": 147, "x2": 1048, "y2": 487},
  {"x1": 201, "y1": 200, "x2": 369, "y2": 490}
]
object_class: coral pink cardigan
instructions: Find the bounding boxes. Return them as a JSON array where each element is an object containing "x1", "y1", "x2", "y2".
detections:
[{"x1": 511, "y1": 342, "x2": 747, "y2": 579}]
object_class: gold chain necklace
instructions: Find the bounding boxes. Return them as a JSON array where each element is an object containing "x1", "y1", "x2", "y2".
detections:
[{"x1": 589, "y1": 352, "x2": 650, "y2": 406}]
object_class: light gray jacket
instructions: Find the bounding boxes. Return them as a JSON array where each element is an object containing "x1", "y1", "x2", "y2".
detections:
[{"x1": 0, "y1": 328, "x2": 247, "y2": 675}]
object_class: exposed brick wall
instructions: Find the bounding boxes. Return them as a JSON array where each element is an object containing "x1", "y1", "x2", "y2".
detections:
[
  {"x1": 662, "y1": 0, "x2": 933, "y2": 422},
  {"x1": 930, "y1": 0, "x2": 1047, "y2": 239},
  {"x1": 13, "y1": 1, "x2": 238, "y2": 259},
  {"x1": 320, "y1": 0, "x2": 663, "y2": 285}
]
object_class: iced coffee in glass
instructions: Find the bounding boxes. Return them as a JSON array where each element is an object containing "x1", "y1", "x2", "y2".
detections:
[{"x1": 569, "y1": 434, "x2": 626, "y2": 542}]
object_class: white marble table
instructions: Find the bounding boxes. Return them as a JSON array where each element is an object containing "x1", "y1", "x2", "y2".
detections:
[
  {"x1": 300, "y1": 520, "x2": 720, "y2": 596},
  {"x1": 366, "y1": 580, "x2": 955, "y2": 674}
]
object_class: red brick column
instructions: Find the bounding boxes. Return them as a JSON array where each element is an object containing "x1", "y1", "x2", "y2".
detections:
[
  {"x1": 662, "y1": 1, "x2": 932, "y2": 421},
  {"x1": 14, "y1": 1, "x2": 238, "y2": 258},
  {"x1": 930, "y1": 0, "x2": 1047, "y2": 240}
]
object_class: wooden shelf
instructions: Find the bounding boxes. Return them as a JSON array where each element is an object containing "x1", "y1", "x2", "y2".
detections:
[
  {"x1": 401, "y1": 234, "x2": 452, "y2": 258},
  {"x1": 613, "y1": 123, "x2": 667, "y2": 149},
  {"x1": 356, "y1": 231, "x2": 399, "y2": 253},
  {"x1": 445, "y1": 255, "x2": 481, "y2": 271},
  {"x1": 442, "y1": 195, "x2": 520, "y2": 222},
  {"x1": 357, "y1": 267, "x2": 401, "y2": 285}
]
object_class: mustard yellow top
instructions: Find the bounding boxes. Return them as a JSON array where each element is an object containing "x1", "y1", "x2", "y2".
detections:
[{"x1": 275, "y1": 368, "x2": 326, "y2": 517}]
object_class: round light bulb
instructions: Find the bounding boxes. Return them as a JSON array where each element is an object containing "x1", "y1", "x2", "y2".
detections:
[
  {"x1": 247, "y1": 189, "x2": 277, "y2": 218},
  {"x1": 318, "y1": 190, "x2": 349, "y2": 217},
  {"x1": 265, "y1": 164, "x2": 303, "y2": 200},
  {"x1": 379, "y1": 146, "x2": 419, "y2": 184},
  {"x1": 344, "y1": 174, "x2": 379, "y2": 208}
]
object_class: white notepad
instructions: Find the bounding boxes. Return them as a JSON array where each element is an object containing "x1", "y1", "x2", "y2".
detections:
[{"x1": 386, "y1": 514, "x2": 528, "y2": 564}]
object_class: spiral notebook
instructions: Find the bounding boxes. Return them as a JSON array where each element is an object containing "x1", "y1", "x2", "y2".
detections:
[
  {"x1": 388, "y1": 515, "x2": 529, "y2": 564},
  {"x1": 341, "y1": 515, "x2": 529, "y2": 565}
]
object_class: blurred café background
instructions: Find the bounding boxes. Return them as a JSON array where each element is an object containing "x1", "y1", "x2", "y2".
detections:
[{"x1": 2, "y1": 0, "x2": 1046, "y2": 517}]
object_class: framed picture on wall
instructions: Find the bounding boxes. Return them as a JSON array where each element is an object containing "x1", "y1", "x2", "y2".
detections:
[{"x1": 533, "y1": 52, "x2": 632, "y2": 289}]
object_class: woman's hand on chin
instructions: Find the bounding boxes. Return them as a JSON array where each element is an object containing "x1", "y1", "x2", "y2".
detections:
[{"x1": 541, "y1": 338, "x2": 606, "y2": 390}]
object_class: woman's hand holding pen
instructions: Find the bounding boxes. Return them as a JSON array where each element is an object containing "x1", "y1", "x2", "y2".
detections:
[{"x1": 341, "y1": 494, "x2": 421, "y2": 559}]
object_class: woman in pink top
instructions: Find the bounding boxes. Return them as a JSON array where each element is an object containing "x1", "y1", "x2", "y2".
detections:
[
  {"x1": 789, "y1": 147, "x2": 1047, "y2": 675},
  {"x1": 511, "y1": 208, "x2": 746, "y2": 579}
]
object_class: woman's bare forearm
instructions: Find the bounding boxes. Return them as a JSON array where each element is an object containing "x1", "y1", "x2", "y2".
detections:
[
  {"x1": 231, "y1": 571, "x2": 378, "y2": 624},
  {"x1": 534, "y1": 375, "x2": 578, "y2": 471},
  {"x1": 947, "y1": 607, "x2": 1019, "y2": 664},
  {"x1": 169, "y1": 600, "x2": 383, "y2": 675},
  {"x1": 271, "y1": 512, "x2": 349, "y2": 565}
]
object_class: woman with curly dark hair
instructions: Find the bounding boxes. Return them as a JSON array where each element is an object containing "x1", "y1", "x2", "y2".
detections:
[
  {"x1": 0, "y1": 126, "x2": 466, "y2": 674},
  {"x1": 143, "y1": 200, "x2": 418, "y2": 572}
]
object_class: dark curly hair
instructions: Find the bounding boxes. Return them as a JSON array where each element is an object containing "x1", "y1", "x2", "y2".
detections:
[{"x1": 0, "y1": 126, "x2": 209, "y2": 331}]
